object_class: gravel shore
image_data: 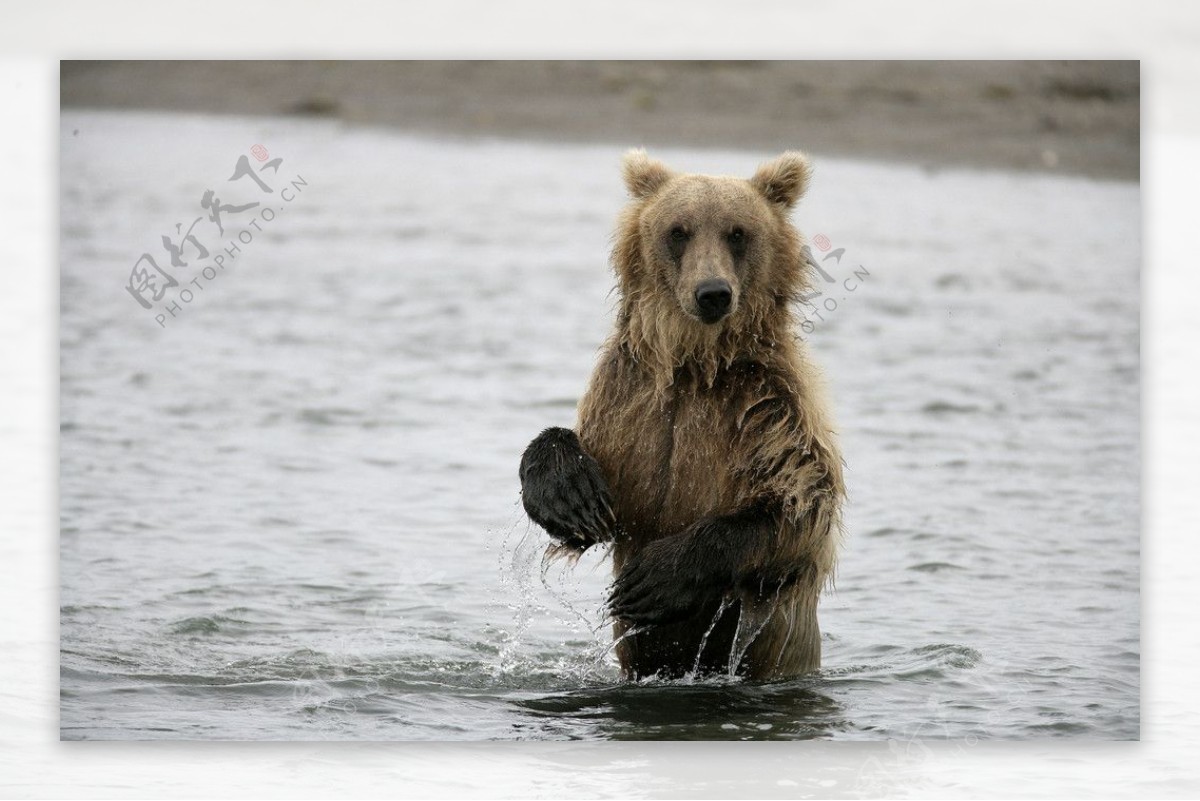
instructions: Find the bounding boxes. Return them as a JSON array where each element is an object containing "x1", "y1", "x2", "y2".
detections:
[{"x1": 61, "y1": 60, "x2": 1139, "y2": 180}]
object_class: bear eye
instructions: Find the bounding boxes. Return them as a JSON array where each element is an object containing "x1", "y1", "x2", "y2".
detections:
[
  {"x1": 727, "y1": 227, "x2": 746, "y2": 245},
  {"x1": 668, "y1": 225, "x2": 689, "y2": 243}
]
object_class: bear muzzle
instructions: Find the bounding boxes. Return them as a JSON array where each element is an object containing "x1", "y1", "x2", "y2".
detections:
[{"x1": 694, "y1": 278, "x2": 734, "y2": 324}]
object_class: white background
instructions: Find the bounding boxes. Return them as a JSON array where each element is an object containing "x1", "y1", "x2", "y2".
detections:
[{"x1": 2, "y1": 1, "x2": 1197, "y2": 797}]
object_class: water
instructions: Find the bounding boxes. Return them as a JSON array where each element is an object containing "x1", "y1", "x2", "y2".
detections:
[{"x1": 59, "y1": 110, "x2": 1139, "y2": 741}]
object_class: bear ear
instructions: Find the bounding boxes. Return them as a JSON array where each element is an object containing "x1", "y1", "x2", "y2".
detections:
[
  {"x1": 750, "y1": 151, "x2": 812, "y2": 209},
  {"x1": 622, "y1": 148, "x2": 675, "y2": 199}
]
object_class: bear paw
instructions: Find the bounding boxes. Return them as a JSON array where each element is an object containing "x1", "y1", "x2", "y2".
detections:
[
  {"x1": 519, "y1": 426, "x2": 617, "y2": 551},
  {"x1": 607, "y1": 534, "x2": 717, "y2": 626}
]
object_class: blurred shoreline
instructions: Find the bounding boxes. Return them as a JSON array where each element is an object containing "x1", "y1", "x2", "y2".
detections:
[{"x1": 61, "y1": 60, "x2": 1139, "y2": 181}]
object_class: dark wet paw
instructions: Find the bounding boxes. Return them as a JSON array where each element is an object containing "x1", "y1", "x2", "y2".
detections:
[
  {"x1": 519, "y1": 427, "x2": 616, "y2": 550},
  {"x1": 606, "y1": 537, "x2": 711, "y2": 626}
]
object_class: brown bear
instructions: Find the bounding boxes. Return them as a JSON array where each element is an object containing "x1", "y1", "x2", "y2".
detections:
[{"x1": 519, "y1": 149, "x2": 844, "y2": 680}]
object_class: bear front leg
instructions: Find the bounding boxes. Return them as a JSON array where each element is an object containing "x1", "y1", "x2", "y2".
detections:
[
  {"x1": 519, "y1": 426, "x2": 617, "y2": 552},
  {"x1": 607, "y1": 502, "x2": 789, "y2": 626}
]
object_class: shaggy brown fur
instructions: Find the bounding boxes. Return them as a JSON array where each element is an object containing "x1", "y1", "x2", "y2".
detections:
[{"x1": 524, "y1": 149, "x2": 844, "y2": 680}]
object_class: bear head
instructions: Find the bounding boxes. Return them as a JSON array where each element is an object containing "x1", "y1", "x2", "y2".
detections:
[{"x1": 611, "y1": 149, "x2": 813, "y2": 377}]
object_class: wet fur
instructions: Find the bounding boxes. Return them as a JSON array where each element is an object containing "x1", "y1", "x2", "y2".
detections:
[{"x1": 523, "y1": 150, "x2": 844, "y2": 680}]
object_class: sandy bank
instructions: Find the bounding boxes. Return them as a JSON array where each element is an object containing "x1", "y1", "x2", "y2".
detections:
[{"x1": 61, "y1": 60, "x2": 1138, "y2": 180}]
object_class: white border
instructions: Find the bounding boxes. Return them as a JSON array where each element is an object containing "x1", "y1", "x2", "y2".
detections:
[{"x1": 3, "y1": 1, "x2": 1198, "y2": 797}]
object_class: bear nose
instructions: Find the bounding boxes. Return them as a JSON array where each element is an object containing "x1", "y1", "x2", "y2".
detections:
[{"x1": 695, "y1": 279, "x2": 733, "y2": 321}]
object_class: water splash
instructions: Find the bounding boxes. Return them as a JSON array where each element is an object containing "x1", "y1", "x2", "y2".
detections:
[
  {"x1": 691, "y1": 596, "x2": 735, "y2": 676},
  {"x1": 538, "y1": 547, "x2": 602, "y2": 634},
  {"x1": 493, "y1": 522, "x2": 543, "y2": 675},
  {"x1": 493, "y1": 505, "x2": 622, "y2": 684},
  {"x1": 727, "y1": 591, "x2": 781, "y2": 676},
  {"x1": 590, "y1": 622, "x2": 646, "y2": 674},
  {"x1": 772, "y1": 600, "x2": 798, "y2": 672}
]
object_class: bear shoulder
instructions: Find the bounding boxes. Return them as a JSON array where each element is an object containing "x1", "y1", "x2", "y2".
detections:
[{"x1": 724, "y1": 356, "x2": 843, "y2": 511}]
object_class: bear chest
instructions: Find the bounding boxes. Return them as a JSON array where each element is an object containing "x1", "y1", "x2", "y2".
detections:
[{"x1": 580, "y1": 362, "x2": 754, "y2": 542}]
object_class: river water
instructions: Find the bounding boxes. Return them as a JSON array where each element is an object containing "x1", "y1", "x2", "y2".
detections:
[{"x1": 59, "y1": 110, "x2": 1139, "y2": 741}]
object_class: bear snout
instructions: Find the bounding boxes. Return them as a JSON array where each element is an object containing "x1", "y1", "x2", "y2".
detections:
[{"x1": 694, "y1": 279, "x2": 733, "y2": 324}]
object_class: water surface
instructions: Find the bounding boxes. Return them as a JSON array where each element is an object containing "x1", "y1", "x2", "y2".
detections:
[{"x1": 60, "y1": 111, "x2": 1139, "y2": 740}]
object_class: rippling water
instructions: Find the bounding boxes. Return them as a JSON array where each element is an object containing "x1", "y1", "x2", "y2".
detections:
[{"x1": 59, "y1": 110, "x2": 1139, "y2": 741}]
